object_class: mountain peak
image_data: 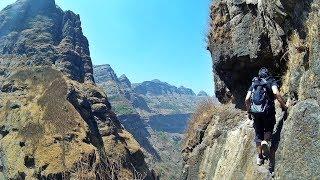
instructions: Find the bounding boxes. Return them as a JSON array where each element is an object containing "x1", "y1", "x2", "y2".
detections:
[
  {"x1": 151, "y1": 79, "x2": 162, "y2": 83},
  {"x1": 178, "y1": 86, "x2": 195, "y2": 96},
  {"x1": 119, "y1": 74, "x2": 127, "y2": 79},
  {"x1": 119, "y1": 74, "x2": 131, "y2": 88},
  {"x1": 93, "y1": 64, "x2": 119, "y2": 83},
  {"x1": 197, "y1": 91, "x2": 208, "y2": 97},
  {"x1": 15, "y1": 0, "x2": 57, "y2": 13}
]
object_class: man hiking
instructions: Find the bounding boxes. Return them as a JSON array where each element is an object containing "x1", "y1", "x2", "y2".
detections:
[{"x1": 245, "y1": 67, "x2": 288, "y2": 175}]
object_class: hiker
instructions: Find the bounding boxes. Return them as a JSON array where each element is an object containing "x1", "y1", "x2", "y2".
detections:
[{"x1": 244, "y1": 67, "x2": 288, "y2": 175}]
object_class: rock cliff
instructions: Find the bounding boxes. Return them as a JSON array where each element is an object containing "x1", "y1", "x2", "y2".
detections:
[
  {"x1": 94, "y1": 64, "x2": 210, "y2": 180},
  {"x1": 182, "y1": 0, "x2": 320, "y2": 179},
  {"x1": 0, "y1": 0, "x2": 154, "y2": 179}
]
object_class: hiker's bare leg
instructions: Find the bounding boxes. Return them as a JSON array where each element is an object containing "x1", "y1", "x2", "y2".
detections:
[
  {"x1": 260, "y1": 131, "x2": 272, "y2": 159},
  {"x1": 269, "y1": 147, "x2": 275, "y2": 172},
  {"x1": 256, "y1": 143, "x2": 263, "y2": 157}
]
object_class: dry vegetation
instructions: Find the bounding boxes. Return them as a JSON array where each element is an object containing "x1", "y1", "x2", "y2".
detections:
[
  {"x1": 182, "y1": 99, "x2": 216, "y2": 155},
  {"x1": 56, "y1": 156, "x2": 146, "y2": 180},
  {"x1": 0, "y1": 67, "x2": 96, "y2": 178},
  {"x1": 184, "y1": 99, "x2": 216, "y2": 140},
  {"x1": 70, "y1": 154, "x2": 115, "y2": 180},
  {"x1": 281, "y1": 6, "x2": 320, "y2": 99},
  {"x1": 281, "y1": 31, "x2": 307, "y2": 97},
  {"x1": 305, "y1": 6, "x2": 320, "y2": 66},
  {"x1": 208, "y1": 2, "x2": 231, "y2": 45},
  {"x1": 183, "y1": 99, "x2": 246, "y2": 155},
  {"x1": 0, "y1": 66, "x2": 148, "y2": 179}
]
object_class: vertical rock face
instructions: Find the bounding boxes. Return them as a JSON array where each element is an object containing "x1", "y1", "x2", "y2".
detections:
[
  {"x1": 0, "y1": 0, "x2": 93, "y2": 83},
  {"x1": 207, "y1": 0, "x2": 312, "y2": 107},
  {"x1": 0, "y1": 0, "x2": 154, "y2": 179},
  {"x1": 182, "y1": 0, "x2": 320, "y2": 179}
]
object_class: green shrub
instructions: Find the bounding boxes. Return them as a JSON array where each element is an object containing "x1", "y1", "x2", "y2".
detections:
[{"x1": 113, "y1": 104, "x2": 136, "y2": 115}]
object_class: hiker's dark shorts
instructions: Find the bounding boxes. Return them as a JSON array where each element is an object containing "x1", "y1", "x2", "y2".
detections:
[{"x1": 253, "y1": 113, "x2": 276, "y2": 143}]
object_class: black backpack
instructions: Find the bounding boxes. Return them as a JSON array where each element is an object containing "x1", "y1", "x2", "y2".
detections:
[{"x1": 250, "y1": 77, "x2": 271, "y2": 115}]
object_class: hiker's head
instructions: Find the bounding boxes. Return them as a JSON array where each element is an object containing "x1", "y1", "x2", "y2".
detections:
[{"x1": 258, "y1": 67, "x2": 270, "y2": 78}]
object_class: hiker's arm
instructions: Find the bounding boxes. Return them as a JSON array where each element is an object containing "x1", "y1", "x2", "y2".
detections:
[
  {"x1": 245, "y1": 91, "x2": 252, "y2": 113},
  {"x1": 272, "y1": 85, "x2": 287, "y2": 110}
]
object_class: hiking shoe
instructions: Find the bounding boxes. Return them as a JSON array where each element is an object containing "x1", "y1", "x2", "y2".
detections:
[
  {"x1": 256, "y1": 156, "x2": 264, "y2": 166},
  {"x1": 261, "y1": 140, "x2": 270, "y2": 158},
  {"x1": 269, "y1": 171, "x2": 275, "y2": 178}
]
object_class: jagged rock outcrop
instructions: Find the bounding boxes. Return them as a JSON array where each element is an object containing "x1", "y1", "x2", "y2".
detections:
[
  {"x1": 0, "y1": 0, "x2": 154, "y2": 179},
  {"x1": 183, "y1": 0, "x2": 320, "y2": 179}
]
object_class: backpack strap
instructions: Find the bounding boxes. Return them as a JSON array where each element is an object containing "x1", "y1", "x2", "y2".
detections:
[{"x1": 252, "y1": 77, "x2": 268, "y2": 88}]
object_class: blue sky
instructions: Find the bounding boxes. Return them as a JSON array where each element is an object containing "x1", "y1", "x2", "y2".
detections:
[{"x1": 0, "y1": 0, "x2": 214, "y2": 95}]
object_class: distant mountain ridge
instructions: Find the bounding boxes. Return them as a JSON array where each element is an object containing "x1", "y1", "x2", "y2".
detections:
[
  {"x1": 94, "y1": 64, "x2": 203, "y2": 97},
  {"x1": 132, "y1": 80, "x2": 196, "y2": 96}
]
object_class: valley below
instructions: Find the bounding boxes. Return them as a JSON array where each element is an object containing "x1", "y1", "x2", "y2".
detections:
[{"x1": 94, "y1": 64, "x2": 211, "y2": 179}]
